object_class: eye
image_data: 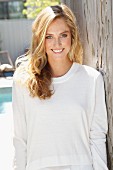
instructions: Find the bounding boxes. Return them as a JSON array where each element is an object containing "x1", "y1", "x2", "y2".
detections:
[
  {"x1": 45, "y1": 35, "x2": 53, "y2": 39},
  {"x1": 61, "y1": 34, "x2": 68, "y2": 38}
]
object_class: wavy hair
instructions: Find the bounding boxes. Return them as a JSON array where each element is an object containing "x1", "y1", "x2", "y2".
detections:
[{"x1": 19, "y1": 4, "x2": 83, "y2": 99}]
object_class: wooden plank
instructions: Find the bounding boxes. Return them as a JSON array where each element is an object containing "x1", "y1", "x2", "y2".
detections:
[{"x1": 61, "y1": 0, "x2": 113, "y2": 169}]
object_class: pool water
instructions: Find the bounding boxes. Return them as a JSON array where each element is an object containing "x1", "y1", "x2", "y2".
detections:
[{"x1": 0, "y1": 87, "x2": 12, "y2": 114}]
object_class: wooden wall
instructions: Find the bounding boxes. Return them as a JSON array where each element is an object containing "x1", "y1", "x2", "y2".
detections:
[{"x1": 61, "y1": 0, "x2": 113, "y2": 169}]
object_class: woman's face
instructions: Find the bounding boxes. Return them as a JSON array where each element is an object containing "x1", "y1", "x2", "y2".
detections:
[{"x1": 45, "y1": 17, "x2": 71, "y2": 66}]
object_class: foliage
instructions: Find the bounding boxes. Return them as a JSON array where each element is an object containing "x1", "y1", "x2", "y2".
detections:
[{"x1": 23, "y1": 0, "x2": 60, "y2": 19}]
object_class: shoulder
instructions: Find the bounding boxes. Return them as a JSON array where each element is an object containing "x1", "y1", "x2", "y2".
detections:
[
  {"x1": 78, "y1": 63, "x2": 102, "y2": 79},
  {"x1": 13, "y1": 58, "x2": 30, "y2": 86},
  {"x1": 74, "y1": 63, "x2": 104, "y2": 86}
]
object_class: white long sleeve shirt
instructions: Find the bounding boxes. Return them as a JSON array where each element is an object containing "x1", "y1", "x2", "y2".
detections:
[{"x1": 12, "y1": 62, "x2": 108, "y2": 170}]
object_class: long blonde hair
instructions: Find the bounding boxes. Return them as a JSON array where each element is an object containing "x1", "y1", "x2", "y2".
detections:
[{"x1": 17, "y1": 4, "x2": 83, "y2": 99}]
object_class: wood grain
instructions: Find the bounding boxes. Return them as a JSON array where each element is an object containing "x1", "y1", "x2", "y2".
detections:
[{"x1": 61, "y1": 0, "x2": 113, "y2": 169}]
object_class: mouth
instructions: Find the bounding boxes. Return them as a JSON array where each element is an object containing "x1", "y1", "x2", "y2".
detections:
[{"x1": 51, "y1": 48, "x2": 64, "y2": 54}]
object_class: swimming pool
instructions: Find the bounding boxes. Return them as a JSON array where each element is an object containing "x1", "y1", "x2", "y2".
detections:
[{"x1": 0, "y1": 87, "x2": 12, "y2": 114}]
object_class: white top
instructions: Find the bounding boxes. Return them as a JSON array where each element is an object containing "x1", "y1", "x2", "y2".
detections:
[
  {"x1": 37, "y1": 165, "x2": 93, "y2": 170},
  {"x1": 12, "y1": 62, "x2": 108, "y2": 170}
]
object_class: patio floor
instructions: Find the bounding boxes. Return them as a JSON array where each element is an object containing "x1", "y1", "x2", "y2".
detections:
[
  {"x1": 0, "y1": 77, "x2": 14, "y2": 170},
  {"x1": 0, "y1": 77, "x2": 13, "y2": 88}
]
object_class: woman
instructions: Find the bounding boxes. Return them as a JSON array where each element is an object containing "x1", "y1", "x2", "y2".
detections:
[{"x1": 12, "y1": 4, "x2": 108, "y2": 170}]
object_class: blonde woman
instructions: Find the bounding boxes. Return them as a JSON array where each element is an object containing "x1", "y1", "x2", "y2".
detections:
[{"x1": 12, "y1": 4, "x2": 108, "y2": 170}]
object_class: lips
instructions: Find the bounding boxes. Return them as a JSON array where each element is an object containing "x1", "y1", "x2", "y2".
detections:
[{"x1": 51, "y1": 48, "x2": 64, "y2": 53}]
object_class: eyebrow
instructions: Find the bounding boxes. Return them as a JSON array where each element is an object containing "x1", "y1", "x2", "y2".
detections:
[{"x1": 46, "y1": 30, "x2": 70, "y2": 35}]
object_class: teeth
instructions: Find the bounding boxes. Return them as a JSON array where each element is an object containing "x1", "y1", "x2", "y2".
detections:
[{"x1": 52, "y1": 49, "x2": 63, "y2": 53}]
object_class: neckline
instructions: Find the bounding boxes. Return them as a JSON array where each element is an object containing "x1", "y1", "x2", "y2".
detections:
[{"x1": 52, "y1": 62, "x2": 79, "y2": 84}]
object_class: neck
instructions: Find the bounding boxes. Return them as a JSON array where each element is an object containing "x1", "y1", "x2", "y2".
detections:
[{"x1": 49, "y1": 60, "x2": 73, "y2": 78}]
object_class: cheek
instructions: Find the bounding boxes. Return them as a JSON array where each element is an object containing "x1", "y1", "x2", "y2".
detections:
[
  {"x1": 45, "y1": 41, "x2": 52, "y2": 52},
  {"x1": 65, "y1": 38, "x2": 71, "y2": 49}
]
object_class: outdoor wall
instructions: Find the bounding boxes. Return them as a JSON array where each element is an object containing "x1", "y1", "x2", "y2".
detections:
[
  {"x1": 61, "y1": 0, "x2": 113, "y2": 169},
  {"x1": 0, "y1": 19, "x2": 33, "y2": 64}
]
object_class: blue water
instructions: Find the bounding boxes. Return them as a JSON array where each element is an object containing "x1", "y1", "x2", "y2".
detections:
[{"x1": 0, "y1": 87, "x2": 12, "y2": 114}]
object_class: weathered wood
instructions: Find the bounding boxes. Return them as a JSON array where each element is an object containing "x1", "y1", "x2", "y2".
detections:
[{"x1": 61, "y1": 0, "x2": 113, "y2": 169}]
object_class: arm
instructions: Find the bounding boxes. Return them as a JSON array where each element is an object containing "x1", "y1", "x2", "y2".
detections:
[
  {"x1": 90, "y1": 73, "x2": 108, "y2": 170},
  {"x1": 12, "y1": 80, "x2": 27, "y2": 170}
]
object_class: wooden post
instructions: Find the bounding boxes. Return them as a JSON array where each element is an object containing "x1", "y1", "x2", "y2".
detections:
[{"x1": 61, "y1": 0, "x2": 113, "y2": 169}]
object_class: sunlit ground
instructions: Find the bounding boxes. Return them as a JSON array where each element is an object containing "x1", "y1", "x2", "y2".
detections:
[
  {"x1": 0, "y1": 108, "x2": 14, "y2": 170},
  {"x1": 0, "y1": 78, "x2": 14, "y2": 170}
]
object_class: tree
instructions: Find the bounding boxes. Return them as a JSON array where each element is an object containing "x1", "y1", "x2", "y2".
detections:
[
  {"x1": 61, "y1": 0, "x2": 113, "y2": 169},
  {"x1": 23, "y1": 0, "x2": 60, "y2": 19}
]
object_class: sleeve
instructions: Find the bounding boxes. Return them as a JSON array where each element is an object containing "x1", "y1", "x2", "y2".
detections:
[
  {"x1": 12, "y1": 80, "x2": 27, "y2": 170},
  {"x1": 89, "y1": 73, "x2": 108, "y2": 170}
]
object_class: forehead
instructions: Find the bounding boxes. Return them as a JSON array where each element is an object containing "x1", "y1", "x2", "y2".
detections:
[{"x1": 46, "y1": 18, "x2": 70, "y2": 33}]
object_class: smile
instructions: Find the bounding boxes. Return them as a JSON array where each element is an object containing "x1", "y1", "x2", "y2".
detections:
[{"x1": 52, "y1": 49, "x2": 64, "y2": 53}]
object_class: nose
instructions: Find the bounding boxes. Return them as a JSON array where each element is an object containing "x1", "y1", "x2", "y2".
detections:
[{"x1": 54, "y1": 37, "x2": 62, "y2": 46}]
